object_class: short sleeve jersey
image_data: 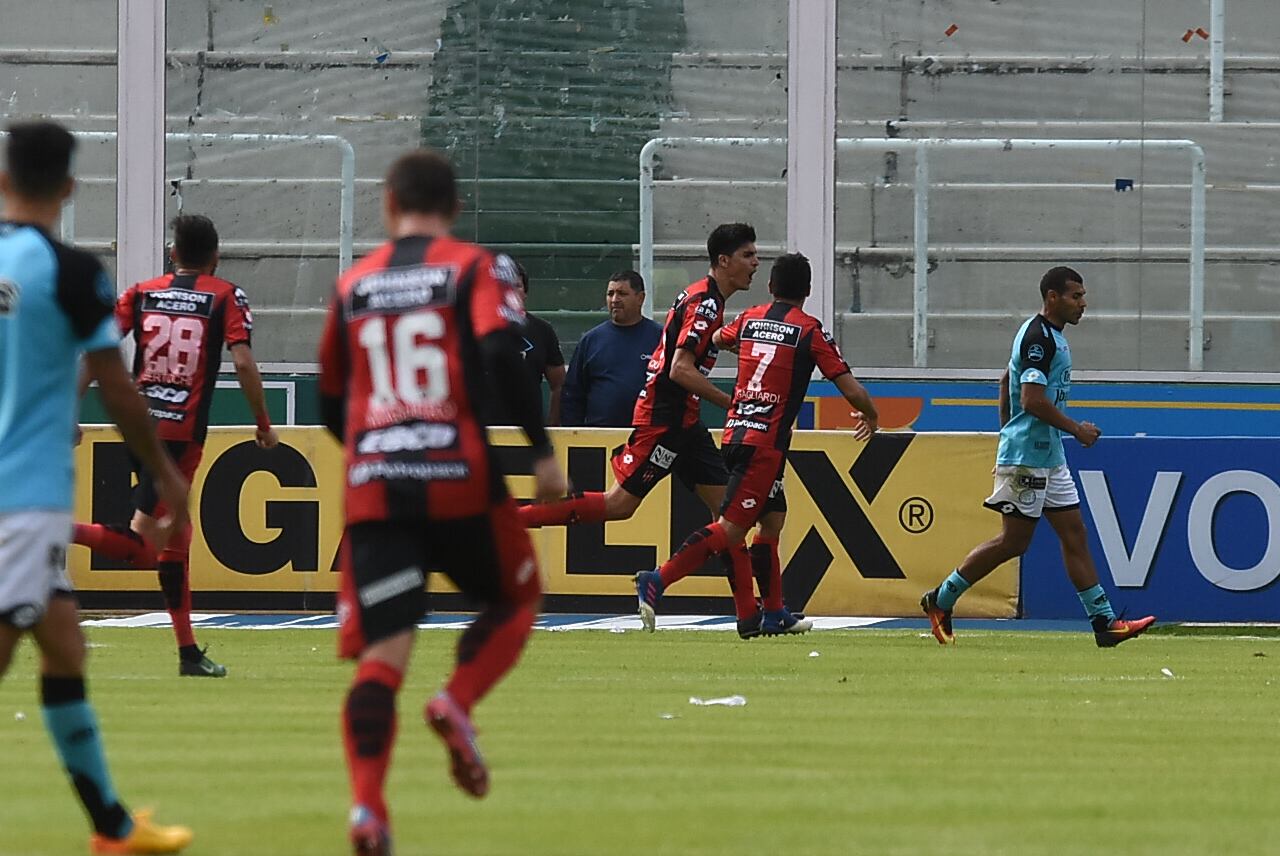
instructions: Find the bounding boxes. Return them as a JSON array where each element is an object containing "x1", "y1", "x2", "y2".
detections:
[
  {"x1": 317, "y1": 235, "x2": 526, "y2": 524},
  {"x1": 718, "y1": 301, "x2": 850, "y2": 451},
  {"x1": 116, "y1": 272, "x2": 253, "y2": 443},
  {"x1": 997, "y1": 314, "x2": 1072, "y2": 468},
  {"x1": 632, "y1": 276, "x2": 725, "y2": 429},
  {"x1": 0, "y1": 222, "x2": 118, "y2": 513}
]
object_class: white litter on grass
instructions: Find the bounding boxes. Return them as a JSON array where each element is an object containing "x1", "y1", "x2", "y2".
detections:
[
  {"x1": 14, "y1": 711, "x2": 25, "y2": 721},
  {"x1": 809, "y1": 651, "x2": 820, "y2": 657},
  {"x1": 1161, "y1": 667, "x2": 1175, "y2": 678},
  {"x1": 610, "y1": 627, "x2": 626, "y2": 634},
  {"x1": 689, "y1": 695, "x2": 747, "y2": 707},
  {"x1": 659, "y1": 713, "x2": 678, "y2": 720}
]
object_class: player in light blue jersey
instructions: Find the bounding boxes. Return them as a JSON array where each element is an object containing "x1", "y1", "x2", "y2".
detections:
[
  {"x1": 0, "y1": 121, "x2": 194, "y2": 854},
  {"x1": 920, "y1": 266, "x2": 1155, "y2": 648}
]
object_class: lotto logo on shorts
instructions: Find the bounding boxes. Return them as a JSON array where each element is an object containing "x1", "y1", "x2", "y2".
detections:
[
  {"x1": 742, "y1": 498, "x2": 758, "y2": 509},
  {"x1": 649, "y1": 445, "x2": 677, "y2": 470}
]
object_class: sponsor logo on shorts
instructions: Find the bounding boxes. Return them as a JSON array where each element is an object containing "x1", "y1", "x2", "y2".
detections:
[
  {"x1": 358, "y1": 565, "x2": 425, "y2": 607},
  {"x1": 999, "y1": 502, "x2": 1017, "y2": 514},
  {"x1": 356, "y1": 422, "x2": 458, "y2": 455},
  {"x1": 768, "y1": 479, "x2": 784, "y2": 499},
  {"x1": 1018, "y1": 489, "x2": 1037, "y2": 504},
  {"x1": 1015, "y1": 475, "x2": 1048, "y2": 489},
  {"x1": 649, "y1": 445, "x2": 677, "y2": 470},
  {"x1": 622, "y1": 453, "x2": 634, "y2": 466},
  {"x1": 741, "y1": 498, "x2": 757, "y2": 509}
]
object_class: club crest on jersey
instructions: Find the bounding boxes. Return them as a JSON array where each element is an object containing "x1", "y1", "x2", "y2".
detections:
[
  {"x1": 648, "y1": 445, "x2": 677, "y2": 470},
  {"x1": 0, "y1": 278, "x2": 18, "y2": 315}
]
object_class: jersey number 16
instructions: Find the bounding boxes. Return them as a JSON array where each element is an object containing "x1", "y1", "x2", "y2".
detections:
[{"x1": 358, "y1": 310, "x2": 449, "y2": 408}]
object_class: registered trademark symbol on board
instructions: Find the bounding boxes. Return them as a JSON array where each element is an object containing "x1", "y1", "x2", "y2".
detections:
[{"x1": 898, "y1": 497, "x2": 934, "y2": 534}]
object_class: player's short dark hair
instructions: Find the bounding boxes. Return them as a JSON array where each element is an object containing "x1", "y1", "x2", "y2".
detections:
[
  {"x1": 707, "y1": 223, "x2": 756, "y2": 268},
  {"x1": 386, "y1": 149, "x2": 458, "y2": 216},
  {"x1": 4, "y1": 121, "x2": 76, "y2": 200},
  {"x1": 171, "y1": 214, "x2": 219, "y2": 269},
  {"x1": 1040, "y1": 266, "x2": 1083, "y2": 298},
  {"x1": 607, "y1": 270, "x2": 645, "y2": 293},
  {"x1": 514, "y1": 260, "x2": 529, "y2": 293},
  {"x1": 769, "y1": 253, "x2": 811, "y2": 300}
]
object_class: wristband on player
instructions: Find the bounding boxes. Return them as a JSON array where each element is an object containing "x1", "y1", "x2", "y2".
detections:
[{"x1": 256, "y1": 412, "x2": 273, "y2": 432}]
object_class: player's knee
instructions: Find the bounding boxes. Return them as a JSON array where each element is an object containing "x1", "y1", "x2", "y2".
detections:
[{"x1": 603, "y1": 487, "x2": 640, "y2": 520}]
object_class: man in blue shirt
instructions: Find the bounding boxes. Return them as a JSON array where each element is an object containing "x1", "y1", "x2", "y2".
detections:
[
  {"x1": 0, "y1": 121, "x2": 193, "y2": 853},
  {"x1": 920, "y1": 266, "x2": 1155, "y2": 648},
  {"x1": 561, "y1": 270, "x2": 662, "y2": 427}
]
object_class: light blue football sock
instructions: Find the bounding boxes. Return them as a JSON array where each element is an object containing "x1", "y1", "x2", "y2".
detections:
[
  {"x1": 1077, "y1": 583, "x2": 1116, "y2": 622},
  {"x1": 934, "y1": 570, "x2": 971, "y2": 611},
  {"x1": 41, "y1": 678, "x2": 132, "y2": 839}
]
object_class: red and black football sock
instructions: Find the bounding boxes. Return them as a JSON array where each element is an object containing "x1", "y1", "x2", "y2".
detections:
[
  {"x1": 343, "y1": 658, "x2": 403, "y2": 824},
  {"x1": 724, "y1": 543, "x2": 759, "y2": 621},
  {"x1": 750, "y1": 535, "x2": 783, "y2": 611},
  {"x1": 519, "y1": 492, "x2": 607, "y2": 528},
  {"x1": 658, "y1": 522, "x2": 730, "y2": 588},
  {"x1": 72, "y1": 523, "x2": 155, "y2": 568},
  {"x1": 446, "y1": 602, "x2": 536, "y2": 713},
  {"x1": 157, "y1": 529, "x2": 196, "y2": 651}
]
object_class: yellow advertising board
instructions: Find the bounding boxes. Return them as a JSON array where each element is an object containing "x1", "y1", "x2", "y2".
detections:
[{"x1": 71, "y1": 426, "x2": 1016, "y2": 617}]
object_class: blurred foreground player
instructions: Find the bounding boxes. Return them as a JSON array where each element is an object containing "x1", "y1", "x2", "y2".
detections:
[
  {"x1": 72, "y1": 213, "x2": 278, "y2": 677},
  {"x1": 636, "y1": 254, "x2": 878, "y2": 637},
  {"x1": 920, "y1": 266, "x2": 1155, "y2": 647},
  {"x1": 0, "y1": 120, "x2": 193, "y2": 854},
  {"x1": 318, "y1": 149, "x2": 566, "y2": 856}
]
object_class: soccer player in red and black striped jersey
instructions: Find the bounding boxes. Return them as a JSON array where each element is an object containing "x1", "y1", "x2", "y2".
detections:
[
  {"x1": 519, "y1": 223, "x2": 757, "y2": 531},
  {"x1": 72, "y1": 214, "x2": 278, "y2": 678},
  {"x1": 635, "y1": 254, "x2": 879, "y2": 637},
  {"x1": 317, "y1": 150, "x2": 566, "y2": 856}
]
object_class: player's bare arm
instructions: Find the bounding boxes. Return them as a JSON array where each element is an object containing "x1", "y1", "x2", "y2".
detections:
[
  {"x1": 669, "y1": 347, "x2": 732, "y2": 410},
  {"x1": 84, "y1": 347, "x2": 190, "y2": 548},
  {"x1": 545, "y1": 363, "x2": 566, "y2": 427},
  {"x1": 998, "y1": 368, "x2": 1011, "y2": 427},
  {"x1": 230, "y1": 342, "x2": 278, "y2": 448},
  {"x1": 1020, "y1": 381, "x2": 1100, "y2": 446},
  {"x1": 833, "y1": 372, "x2": 879, "y2": 441},
  {"x1": 711, "y1": 328, "x2": 738, "y2": 353}
]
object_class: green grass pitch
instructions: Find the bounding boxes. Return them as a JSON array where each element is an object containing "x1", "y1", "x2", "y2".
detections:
[{"x1": 3, "y1": 625, "x2": 1279, "y2": 855}]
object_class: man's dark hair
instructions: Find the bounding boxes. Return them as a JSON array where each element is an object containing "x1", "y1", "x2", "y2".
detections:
[
  {"x1": 769, "y1": 253, "x2": 812, "y2": 300},
  {"x1": 515, "y1": 260, "x2": 530, "y2": 293},
  {"x1": 607, "y1": 270, "x2": 645, "y2": 293},
  {"x1": 1040, "y1": 266, "x2": 1083, "y2": 299},
  {"x1": 4, "y1": 121, "x2": 76, "y2": 200},
  {"x1": 171, "y1": 213, "x2": 219, "y2": 269},
  {"x1": 386, "y1": 149, "x2": 459, "y2": 216},
  {"x1": 707, "y1": 223, "x2": 756, "y2": 268}
]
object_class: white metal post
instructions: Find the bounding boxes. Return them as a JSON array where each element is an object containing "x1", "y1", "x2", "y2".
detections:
[
  {"x1": 787, "y1": 0, "x2": 838, "y2": 329},
  {"x1": 1189, "y1": 149, "x2": 1207, "y2": 369},
  {"x1": 913, "y1": 150, "x2": 930, "y2": 368},
  {"x1": 117, "y1": 0, "x2": 165, "y2": 290},
  {"x1": 1209, "y1": 0, "x2": 1225, "y2": 122},
  {"x1": 639, "y1": 138, "x2": 657, "y2": 319}
]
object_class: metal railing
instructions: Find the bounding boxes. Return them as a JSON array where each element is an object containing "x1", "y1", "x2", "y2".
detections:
[
  {"x1": 639, "y1": 136, "x2": 1207, "y2": 369},
  {"x1": 40, "y1": 131, "x2": 356, "y2": 274}
]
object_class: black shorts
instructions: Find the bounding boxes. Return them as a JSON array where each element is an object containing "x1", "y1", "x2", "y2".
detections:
[
  {"x1": 130, "y1": 440, "x2": 203, "y2": 517},
  {"x1": 337, "y1": 499, "x2": 540, "y2": 658},
  {"x1": 609, "y1": 422, "x2": 730, "y2": 499}
]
